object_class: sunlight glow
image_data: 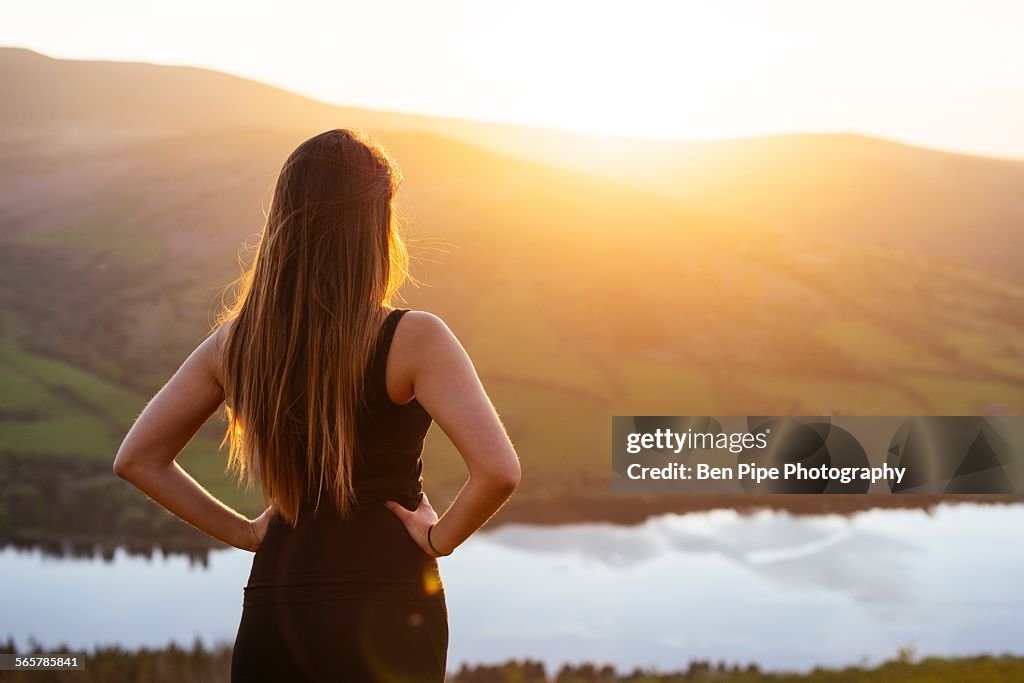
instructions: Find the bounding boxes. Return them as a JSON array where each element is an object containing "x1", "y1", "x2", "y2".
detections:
[{"x1": 2, "y1": 0, "x2": 1023, "y2": 157}]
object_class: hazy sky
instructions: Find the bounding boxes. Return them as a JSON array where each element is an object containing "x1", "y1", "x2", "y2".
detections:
[{"x1": 3, "y1": 0, "x2": 1023, "y2": 157}]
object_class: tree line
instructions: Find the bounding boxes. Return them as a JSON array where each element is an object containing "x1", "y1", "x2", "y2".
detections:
[{"x1": 1, "y1": 638, "x2": 1021, "y2": 682}]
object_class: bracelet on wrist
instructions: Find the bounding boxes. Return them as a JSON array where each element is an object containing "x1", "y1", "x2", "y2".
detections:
[{"x1": 427, "y1": 523, "x2": 452, "y2": 557}]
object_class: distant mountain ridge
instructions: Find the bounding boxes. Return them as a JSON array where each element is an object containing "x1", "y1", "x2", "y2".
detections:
[
  {"x1": 2, "y1": 46, "x2": 1022, "y2": 278},
  {"x1": 0, "y1": 47, "x2": 1021, "y2": 517}
]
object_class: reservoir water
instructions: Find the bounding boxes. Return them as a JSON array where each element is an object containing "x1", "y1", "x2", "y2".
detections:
[{"x1": 3, "y1": 503, "x2": 1021, "y2": 673}]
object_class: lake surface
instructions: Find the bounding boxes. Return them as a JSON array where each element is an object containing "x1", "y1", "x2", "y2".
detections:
[{"x1": 3, "y1": 503, "x2": 1022, "y2": 673}]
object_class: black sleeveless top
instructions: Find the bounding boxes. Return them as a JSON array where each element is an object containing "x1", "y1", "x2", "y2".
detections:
[{"x1": 242, "y1": 308, "x2": 441, "y2": 606}]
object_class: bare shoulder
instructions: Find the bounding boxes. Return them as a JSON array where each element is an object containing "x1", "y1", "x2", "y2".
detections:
[
  {"x1": 389, "y1": 310, "x2": 470, "y2": 390},
  {"x1": 200, "y1": 318, "x2": 234, "y2": 388},
  {"x1": 395, "y1": 310, "x2": 459, "y2": 350},
  {"x1": 214, "y1": 316, "x2": 237, "y2": 345}
]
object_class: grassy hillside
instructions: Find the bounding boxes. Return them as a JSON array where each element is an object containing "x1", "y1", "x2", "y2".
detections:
[
  {"x1": 0, "y1": 50, "x2": 1021, "y2": 523},
  {"x1": 5, "y1": 47, "x2": 1021, "y2": 277}
]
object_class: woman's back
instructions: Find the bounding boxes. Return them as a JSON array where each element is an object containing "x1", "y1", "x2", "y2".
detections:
[
  {"x1": 113, "y1": 130, "x2": 520, "y2": 683},
  {"x1": 232, "y1": 308, "x2": 448, "y2": 681}
]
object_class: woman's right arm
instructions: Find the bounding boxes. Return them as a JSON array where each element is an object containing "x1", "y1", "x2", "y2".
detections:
[{"x1": 383, "y1": 312, "x2": 521, "y2": 556}]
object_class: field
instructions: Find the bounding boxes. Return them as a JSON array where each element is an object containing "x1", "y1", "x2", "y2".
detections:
[{"x1": 0, "y1": 48, "x2": 1022, "y2": 527}]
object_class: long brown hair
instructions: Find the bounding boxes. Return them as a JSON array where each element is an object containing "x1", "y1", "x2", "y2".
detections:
[{"x1": 217, "y1": 129, "x2": 409, "y2": 526}]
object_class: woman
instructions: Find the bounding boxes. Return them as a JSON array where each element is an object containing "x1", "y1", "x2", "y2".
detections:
[{"x1": 112, "y1": 128, "x2": 522, "y2": 682}]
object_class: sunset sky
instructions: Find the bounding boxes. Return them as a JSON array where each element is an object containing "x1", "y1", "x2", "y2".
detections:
[{"x1": 3, "y1": 0, "x2": 1023, "y2": 158}]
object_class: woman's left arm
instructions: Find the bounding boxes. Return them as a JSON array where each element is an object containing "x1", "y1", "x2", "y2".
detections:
[{"x1": 112, "y1": 326, "x2": 269, "y2": 552}]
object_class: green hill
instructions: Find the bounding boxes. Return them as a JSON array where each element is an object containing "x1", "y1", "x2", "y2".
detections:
[{"x1": 0, "y1": 49, "x2": 1021, "y2": 524}]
